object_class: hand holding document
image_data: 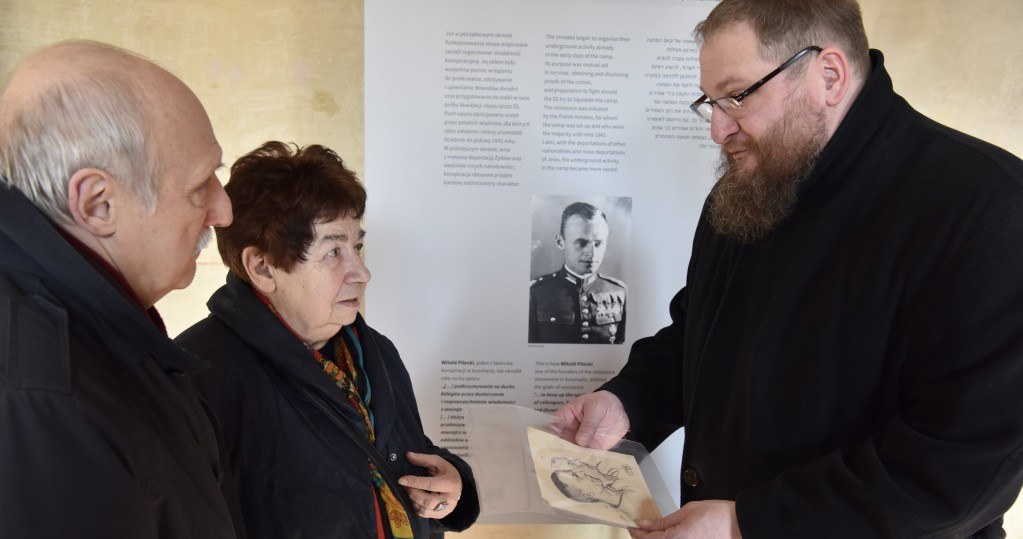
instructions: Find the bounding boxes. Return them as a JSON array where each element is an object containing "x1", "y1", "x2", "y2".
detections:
[
  {"x1": 467, "y1": 405, "x2": 676, "y2": 528},
  {"x1": 527, "y1": 427, "x2": 661, "y2": 527}
]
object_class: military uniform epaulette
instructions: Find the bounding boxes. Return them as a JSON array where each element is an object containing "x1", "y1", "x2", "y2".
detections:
[
  {"x1": 527, "y1": 267, "x2": 568, "y2": 286},
  {"x1": 530, "y1": 270, "x2": 566, "y2": 288},
  {"x1": 597, "y1": 273, "x2": 626, "y2": 288}
]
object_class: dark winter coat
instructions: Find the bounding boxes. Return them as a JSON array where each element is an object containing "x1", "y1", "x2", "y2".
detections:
[
  {"x1": 602, "y1": 51, "x2": 1023, "y2": 538},
  {"x1": 0, "y1": 184, "x2": 240, "y2": 538},
  {"x1": 176, "y1": 273, "x2": 480, "y2": 539}
]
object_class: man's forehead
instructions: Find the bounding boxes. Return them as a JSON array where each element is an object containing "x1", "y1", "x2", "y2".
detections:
[
  {"x1": 699, "y1": 23, "x2": 765, "y2": 93},
  {"x1": 564, "y1": 217, "x2": 609, "y2": 237},
  {"x1": 153, "y1": 92, "x2": 220, "y2": 192}
]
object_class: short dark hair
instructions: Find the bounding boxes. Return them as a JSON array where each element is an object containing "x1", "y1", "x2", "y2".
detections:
[
  {"x1": 694, "y1": 0, "x2": 871, "y2": 83},
  {"x1": 216, "y1": 141, "x2": 366, "y2": 282},
  {"x1": 560, "y1": 202, "x2": 607, "y2": 235}
]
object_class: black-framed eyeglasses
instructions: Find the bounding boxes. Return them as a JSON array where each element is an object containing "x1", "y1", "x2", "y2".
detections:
[{"x1": 689, "y1": 46, "x2": 822, "y2": 123}]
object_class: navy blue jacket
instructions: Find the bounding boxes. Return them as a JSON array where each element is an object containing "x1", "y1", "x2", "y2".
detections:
[{"x1": 176, "y1": 273, "x2": 480, "y2": 539}]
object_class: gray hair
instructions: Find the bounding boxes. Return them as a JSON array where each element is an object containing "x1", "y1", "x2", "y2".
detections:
[{"x1": 0, "y1": 46, "x2": 158, "y2": 223}]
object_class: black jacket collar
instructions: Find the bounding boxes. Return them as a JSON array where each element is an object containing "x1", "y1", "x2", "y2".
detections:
[
  {"x1": 205, "y1": 272, "x2": 400, "y2": 438},
  {"x1": 802, "y1": 49, "x2": 909, "y2": 202},
  {"x1": 0, "y1": 184, "x2": 207, "y2": 374}
]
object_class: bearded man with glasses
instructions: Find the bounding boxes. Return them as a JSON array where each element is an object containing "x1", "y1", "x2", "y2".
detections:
[{"x1": 554, "y1": 1, "x2": 1023, "y2": 537}]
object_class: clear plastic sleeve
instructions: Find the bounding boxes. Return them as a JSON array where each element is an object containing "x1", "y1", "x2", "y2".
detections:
[{"x1": 466, "y1": 404, "x2": 678, "y2": 528}]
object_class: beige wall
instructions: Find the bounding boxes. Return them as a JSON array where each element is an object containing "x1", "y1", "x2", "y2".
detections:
[
  {"x1": 1, "y1": 0, "x2": 365, "y2": 337},
  {"x1": 1, "y1": 1, "x2": 1020, "y2": 537},
  {"x1": 859, "y1": 0, "x2": 1022, "y2": 159}
]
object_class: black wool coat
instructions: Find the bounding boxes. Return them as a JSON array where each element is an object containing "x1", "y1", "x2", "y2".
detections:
[
  {"x1": 176, "y1": 273, "x2": 480, "y2": 539},
  {"x1": 602, "y1": 51, "x2": 1023, "y2": 538},
  {"x1": 0, "y1": 185, "x2": 241, "y2": 538}
]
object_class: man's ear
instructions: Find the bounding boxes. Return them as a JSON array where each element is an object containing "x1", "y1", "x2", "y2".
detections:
[
  {"x1": 816, "y1": 47, "x2": 852, "y2": 107},
  {"x1": 555, "y1": 234, "x2": 566, "y2": 250},
  {"x1": 242, "y1": 246, "x2": 277, "y2": 295},
  {"x1": 67, "y1": 168, "x2": 116, "y2": 236}
]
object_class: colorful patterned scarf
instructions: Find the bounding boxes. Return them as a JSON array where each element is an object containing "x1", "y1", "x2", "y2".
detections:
[{"x1": 256, "y1": 292, "x2": 413, "y2": 538}]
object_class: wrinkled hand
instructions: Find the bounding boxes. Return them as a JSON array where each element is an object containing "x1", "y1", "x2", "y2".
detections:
[
  {"x1": 398, "y1": 452, "x2": 462, "y2": 519},
  {"x1": 551, "y1": 390, "x2": 630, "y2": 450},
  {"x1": 630, "y1": 500, "x2": 741, "y2": 539}
]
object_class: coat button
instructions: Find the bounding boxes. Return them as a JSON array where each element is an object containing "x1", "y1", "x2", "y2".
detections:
[
  {"x1": 683, "y1": 467, "x2": 700, "y2": 487},
  {"x1": 389, "y1": 453, "x2": 398, "y2": 462}
]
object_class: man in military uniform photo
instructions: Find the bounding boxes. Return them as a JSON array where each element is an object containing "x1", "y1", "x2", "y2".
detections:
[{"x1": 529, "y1": 202, "x2": 626, "y2": 344}]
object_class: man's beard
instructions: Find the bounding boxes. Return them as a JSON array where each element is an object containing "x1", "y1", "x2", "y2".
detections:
[{"x1": 708, "y1": 92, "x2": 827, "y2": 244}]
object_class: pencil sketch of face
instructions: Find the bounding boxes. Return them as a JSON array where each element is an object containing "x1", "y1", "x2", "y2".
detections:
[{"x1": 549, "y1": 457, "x2": 627, "y2": 508}]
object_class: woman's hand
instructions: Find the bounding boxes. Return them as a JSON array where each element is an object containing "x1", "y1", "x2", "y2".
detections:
[{"x1": 398, "y1": 452, "x2": 462, "y2": 519}]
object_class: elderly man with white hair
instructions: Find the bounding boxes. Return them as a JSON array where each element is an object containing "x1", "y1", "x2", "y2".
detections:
[{"x1": 0, "y1": 41, "x2": 240, "y2": 538}]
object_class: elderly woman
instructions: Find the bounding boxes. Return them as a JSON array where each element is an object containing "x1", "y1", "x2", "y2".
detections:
[{"x1": 176, "y1": 141, "x2": 479, "y2": 538}]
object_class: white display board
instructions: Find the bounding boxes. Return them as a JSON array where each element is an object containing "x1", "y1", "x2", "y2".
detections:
[{"x1": 365, "y1": 0, "x2": 720, "y2": 504}]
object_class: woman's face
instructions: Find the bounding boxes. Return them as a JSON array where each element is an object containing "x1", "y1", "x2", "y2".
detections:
[{"x1": 267, "y1": 216, "x2": 370, "y2": 350}]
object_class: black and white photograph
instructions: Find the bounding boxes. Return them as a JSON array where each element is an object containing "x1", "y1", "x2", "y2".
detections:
[{"x1": 528, "y1": 195, "x2": 632, "y2": 345}]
